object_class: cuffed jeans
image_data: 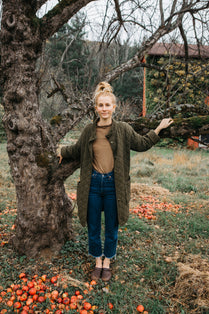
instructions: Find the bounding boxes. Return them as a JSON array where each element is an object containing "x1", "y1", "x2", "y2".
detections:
[{"x1": 87, "y1": 169, "x2": 118, "y2": 259}]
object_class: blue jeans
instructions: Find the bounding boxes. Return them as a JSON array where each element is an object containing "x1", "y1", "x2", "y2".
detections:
[{"x1": 87, "y1": 169, "x2": 118, "y2": 259}]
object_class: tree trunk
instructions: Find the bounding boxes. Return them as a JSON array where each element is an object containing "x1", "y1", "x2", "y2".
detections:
[{"x1": 1, "y1": 1, "x2": 79, "y2": 257}]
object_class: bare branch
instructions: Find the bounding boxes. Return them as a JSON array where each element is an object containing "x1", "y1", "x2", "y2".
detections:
[
  {"x1": 47, "y1": 77, "x2": 70, "y2": 102},
  {"x1": 100, "y1": 0, "x2": 129, "y2": 47},
  {"x1": 101, "y1": 0, "x2": 110, "y2": 36},
  {"x1": 104, "y1": 22, "x2": 181, "y2": 82},
  {"x1": 51, "y1": 103, "x2": 94, "y2": 143},
  {"x1": 114, "y1": 0, "x2": 123, "y2": 24},
  {"x1": 179, "y1": 23, "x2": 189, "y2": 74},
  {"x1": 191, "y1": 12, "x2": 202, "y2": 53},
  {"x1": 104, "y1": 0, "x2": 208, "y2": 82},
  {"x1": 159, "y1": 0, "x2": 164, "y2": 25},
  {"x1": 56, "y1": 24, "x2": 85, "y2": 78},
  {"x1": 40, "y1": 0, "x2": 95, "y2": 41},
  {"x1": 170, "y1": 0, "x2": 178, "y2": 16},
  {"x1": 48, "y1": 84, "x2": 94, "y2": 143},
  {"x1": 101, "y1": 18, "x2": 123, "y2": 47}
]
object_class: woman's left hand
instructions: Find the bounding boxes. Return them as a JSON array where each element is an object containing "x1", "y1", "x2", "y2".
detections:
[
  {"x1": 154, "y1": 118, "x2": 174, "y2": 135},
  {"x1": 57, "y1": 154, "x2": 63, "y2": 164}
]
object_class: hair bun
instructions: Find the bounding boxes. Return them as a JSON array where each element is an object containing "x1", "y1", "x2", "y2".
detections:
[
  {"x1": 95, "y1": 81, "x2": 113, "y2": 94},
  {"x1": 93, "y1": 81, "x2": 116, "y2": 105}
]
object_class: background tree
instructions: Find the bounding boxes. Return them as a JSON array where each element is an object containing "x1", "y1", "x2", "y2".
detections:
[
  {"x1": 38, "y1": 13, "x2": 95, "y2": 120},
  {"x1": 39, "y1": 27, "x2": 144, "y2": 121},
  {"x1": 1, "y1": 0, "x2": 209, "y2": 257}
]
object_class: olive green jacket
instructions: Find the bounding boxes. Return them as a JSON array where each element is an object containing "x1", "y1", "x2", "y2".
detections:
[{"x1": 61, "y1": 119, "x2": 160, "y2": 227}]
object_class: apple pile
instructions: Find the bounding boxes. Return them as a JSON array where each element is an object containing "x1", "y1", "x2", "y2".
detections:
[
  {"x1": 130, "y1": 195, "x2": 181, "y2": 220},
  {"x1": 0, "y1": 273, "x2": 100, "y2": 314}
]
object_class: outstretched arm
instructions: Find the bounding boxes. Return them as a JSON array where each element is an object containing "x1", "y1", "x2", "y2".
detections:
[{"x1": 154, "y1": 118, "x2": 173, "y2": 136}]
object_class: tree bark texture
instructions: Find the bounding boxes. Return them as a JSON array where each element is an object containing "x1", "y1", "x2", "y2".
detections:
[{"x1": 1, "y1": 0, "x2": 81, "y2": 257}]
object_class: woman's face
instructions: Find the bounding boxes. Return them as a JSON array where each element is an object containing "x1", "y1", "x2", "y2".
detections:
[{"x1": 95, "y1": 95, "x2": 116, "y2": 122}]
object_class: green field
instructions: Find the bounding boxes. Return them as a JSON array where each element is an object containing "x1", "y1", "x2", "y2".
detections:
[{"x1": 0, "y1": 142, "x2": 209, "y2": 313}]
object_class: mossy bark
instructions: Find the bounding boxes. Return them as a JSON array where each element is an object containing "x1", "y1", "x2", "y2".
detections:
[{"x1": 128, "y1": 115, "x2": 209, "y2": 138}]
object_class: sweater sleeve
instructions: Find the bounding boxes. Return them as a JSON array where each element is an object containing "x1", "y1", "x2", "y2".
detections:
[
  {"x1": 61, "y1": 138, "x2": 81, "y2": 161},
  {"x1": 61, "y1": 129, "x2": 85, "y2": 161},
  {"x1": 61, "y1": 123, "x2": 91, "y2": 160},
  {"x1": 126, "y1": 123, "x2": 160, "y2": 152}
]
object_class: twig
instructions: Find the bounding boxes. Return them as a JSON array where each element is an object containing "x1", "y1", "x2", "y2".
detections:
[{"x1": 47, "y1": 77, "x2": 69, "y2": 102}]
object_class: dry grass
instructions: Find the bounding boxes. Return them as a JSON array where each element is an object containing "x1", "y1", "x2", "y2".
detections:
[
  {"x1": 173, "y1": 255, "x2": 209, "y2": 312},
  {"x1": 130, "y1": 182, "x2": 171, "y2": 208},
  {"x1": 135, "y1": 150, "x2": 205, "y2": 170},
  {"x1": 131, "y1": 182, "x2": 170, "y2": 197},
  {"x1": 131, "y1": 147, "x2": 209, "y2": 198}
]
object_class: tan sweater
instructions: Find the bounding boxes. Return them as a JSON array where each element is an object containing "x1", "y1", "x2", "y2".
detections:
[{"x1": 92, "y1": 125, "x2": 114, "y2": 173}]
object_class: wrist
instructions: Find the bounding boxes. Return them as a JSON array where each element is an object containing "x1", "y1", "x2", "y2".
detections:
[{"x1": 154, "y1": 126, "x2": 161, "y2": 135}]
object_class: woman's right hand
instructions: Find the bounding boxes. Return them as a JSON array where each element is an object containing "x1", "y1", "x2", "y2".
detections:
[{"x1": 154, "y1": 118, "x2": 173, "y2": 135}]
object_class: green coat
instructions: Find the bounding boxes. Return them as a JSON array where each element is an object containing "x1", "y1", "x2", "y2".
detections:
[{"x1": 61, "y1": 119, "x2": 160, "y2": 227}]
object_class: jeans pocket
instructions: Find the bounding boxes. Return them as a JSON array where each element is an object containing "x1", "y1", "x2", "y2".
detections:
[
  {"x1": 107, "y1": 174, "x2": 114, "y2": 182},
  {"x1": 90, "y1": 174, "x2": 99, "y2": 187}
]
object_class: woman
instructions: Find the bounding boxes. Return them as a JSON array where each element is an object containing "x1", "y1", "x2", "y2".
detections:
[{"x1": 59, "y1": 82, "x2": 173, "y2": 282}]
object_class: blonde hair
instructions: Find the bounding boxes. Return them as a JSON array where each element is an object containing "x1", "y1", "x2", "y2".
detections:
[{"x1": 93, "y1": 81, "x2": 116, "y2": 106}]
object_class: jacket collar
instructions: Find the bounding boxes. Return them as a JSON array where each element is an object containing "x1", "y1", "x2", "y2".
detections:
[
  {"x1": 106, "y1": 119, "x2": 116, "y2": 138},
  {"x1": 89, "y1": 118, "x2": 117, "y2": 141},
  {"x1": 88, "y1": 118, "x2": 98, "y2": 142}
]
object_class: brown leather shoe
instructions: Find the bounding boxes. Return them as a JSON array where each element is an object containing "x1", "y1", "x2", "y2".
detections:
[
  {"x1": 91, "y1": 267, "x2": 102, "y2": 280},
  {"x1": 102, "y1": 268, "x2": 112, "y2": 282}
]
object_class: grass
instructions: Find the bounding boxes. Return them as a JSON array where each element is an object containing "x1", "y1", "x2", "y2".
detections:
[{"x1": 0, "y1": 142, "x2": 209, "y2": 313}]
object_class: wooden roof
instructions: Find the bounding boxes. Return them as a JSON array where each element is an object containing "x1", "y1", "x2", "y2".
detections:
[{"x1": 147, "y1": 42, "x2": 209, "y2": 58}]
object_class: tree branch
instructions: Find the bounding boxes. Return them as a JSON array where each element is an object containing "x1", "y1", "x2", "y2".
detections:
[
  {"x1": 170, "y1": 0, "x2": 178, "y2": 17},
  {"x1": 50, "y1": 97, "x2": 94, "y2": 143},
  {"x1": 47, "y1": 77, "x2": 70, "y2": 102},
  {"x1": 191, "y1": 12, "x2": 202, "y2": 56},
  {"x1": 179, "y1": 22, "x2": 189, "y2": 74},
  {"x1": 159, "y1": 0, "x2": 164, "y2": 25},
  {"x1": 114, "y1": 0, "x2": 123, "y2": 24},
  {"x1": 104, "y1": 1, "x2": 208, "y2": 82},
  {"x1": 40, "y1": 0, "x2": 95, "y2": 41},
  {"x1": 127, "y1": 115, "x2": 209, "y2": 139},
  {"x1": 104, "y1": 22, "x2": 180, "y2": 82}
]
